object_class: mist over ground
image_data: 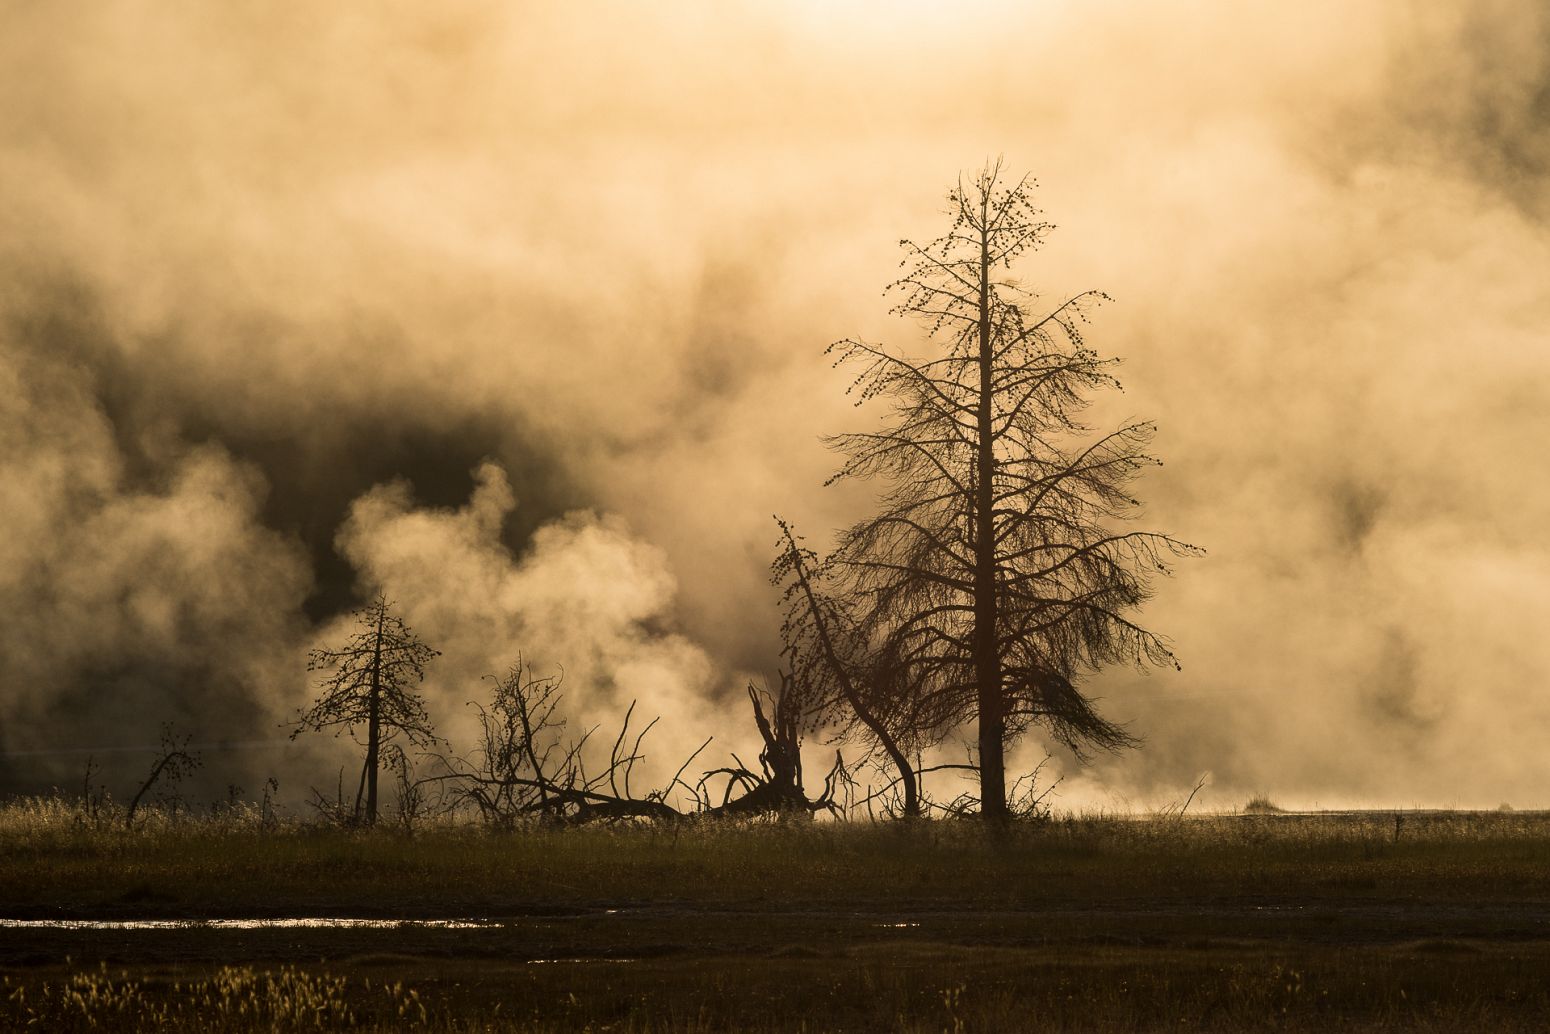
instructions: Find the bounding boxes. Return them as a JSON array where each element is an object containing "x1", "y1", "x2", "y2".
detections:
[{"x1": 2, "y1": 1, "x2": 1547, "y2": 810}]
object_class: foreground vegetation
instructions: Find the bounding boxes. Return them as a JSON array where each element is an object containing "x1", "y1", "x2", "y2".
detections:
[
  {"x1": 4, "y1": 797, "x2": 1547, "y2": 915},
  {"x1": 4, "y1": 801, "x2": 1549, "y2": 1031},
  {"x1": 9, "y1": 950, "x2": 1550, "y2": 1033}
]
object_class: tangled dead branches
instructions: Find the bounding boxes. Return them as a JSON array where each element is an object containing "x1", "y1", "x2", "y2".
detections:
[{"x1": 418, "y1": 661, "x2": 843, "y2": 826}]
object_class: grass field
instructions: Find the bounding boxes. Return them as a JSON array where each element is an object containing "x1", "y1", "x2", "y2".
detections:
[{"x1": 4, "y1": 800, "x2": 1549, "y2": 1030}]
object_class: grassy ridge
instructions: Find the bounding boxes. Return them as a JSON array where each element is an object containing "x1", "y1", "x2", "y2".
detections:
[{"x1": 3, "y1": 800, "x2": 1548, "y2": 917}]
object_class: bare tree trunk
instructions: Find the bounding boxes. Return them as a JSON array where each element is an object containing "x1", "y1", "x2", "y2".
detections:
[
  {"x1": 974, "y1": 206, "x2": 1007, "y2": 822},
  {"x1": 352, "y1": 754, "x2": 369, "y2": 823},
  {"x1": 364, "y1": 604, "x2": 384, "y2": 826}
]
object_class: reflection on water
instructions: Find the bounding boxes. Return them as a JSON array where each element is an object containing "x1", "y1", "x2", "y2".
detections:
[{"x1": 0, "y1": 917, "x2": 498, "y2": 931}]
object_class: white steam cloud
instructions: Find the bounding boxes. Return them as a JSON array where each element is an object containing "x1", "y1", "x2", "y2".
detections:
[
  {"x1": 1, "y1": 1, "x2": 1548, "y2": 809},
  {"x1": 331, "y1": 462, "x2": 726, "y2": 790}
]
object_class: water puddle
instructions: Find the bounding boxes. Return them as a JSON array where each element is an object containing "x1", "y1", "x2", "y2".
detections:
[{"x1": 0, "y1": 918, "x2": 500, "y2": 931}]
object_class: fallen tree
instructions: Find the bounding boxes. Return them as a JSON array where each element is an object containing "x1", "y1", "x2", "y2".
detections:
[{"x1": 417, "y1": 659, "x2": 843, "y2": 825}]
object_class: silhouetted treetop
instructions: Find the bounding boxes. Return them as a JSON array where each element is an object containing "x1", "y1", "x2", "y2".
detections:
[
  {"x1": 822, "y1": 159, "x2": 1200, "y2": 819},
  {"x1": 292, "y1": 594, "x2": 439, "y2": 825}
]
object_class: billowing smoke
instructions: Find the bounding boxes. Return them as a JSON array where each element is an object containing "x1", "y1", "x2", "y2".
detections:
[
  {"x1": 330, "y1": 461, "x2": 726, "y2": 791},
  {"x1": 0, "y1": 325, "x2": 313, "y2": 793},
  {"x1": 2, "y1": 1, "x2": 1548, "y2": 809}
]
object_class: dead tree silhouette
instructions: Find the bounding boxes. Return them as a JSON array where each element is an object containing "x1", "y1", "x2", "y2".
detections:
[
  {"x1": 124, "y1": 724, "x2": 202, "y2": 830},
  {"x1": 696, "y1": 676, "x2": 846, "y2": 818},
  {"x1": 292, "y1": 595, "x2": 440, "y2": 826},
  {"x1": 773, "y1": 518, "x2": 921, "y2": 816},
  {"x1": 824, "y1": 160, "x2": 1200, "y2": 821},
  {"x1": 419, "y1": 659, "x2": 842, "y2": 824}
]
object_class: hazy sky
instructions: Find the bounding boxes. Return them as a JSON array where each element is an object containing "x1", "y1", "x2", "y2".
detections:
[{"x1": 2, "y1": 1, "x2": 1548, "y2": 809}]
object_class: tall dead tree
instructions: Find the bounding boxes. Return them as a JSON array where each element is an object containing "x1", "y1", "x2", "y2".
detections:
[
  {"x1": 825, "y1": 160, "x2": 1200, "y2": 821},
  {"x1": 292, "y1": 595, "x2": 439, "y2": 826}
]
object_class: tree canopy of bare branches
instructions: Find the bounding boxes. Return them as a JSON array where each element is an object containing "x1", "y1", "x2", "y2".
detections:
[
  {"x1": 292, "y1": 595, "x2": 439, "y2": 826},
  {"x1": 822, "y1": 160, "x2": 1201, "y2": 821}
]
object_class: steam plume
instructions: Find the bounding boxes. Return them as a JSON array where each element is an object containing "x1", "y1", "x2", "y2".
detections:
[{"x1": 1, "y1": 1, "x2": 1548, "y2": 808}]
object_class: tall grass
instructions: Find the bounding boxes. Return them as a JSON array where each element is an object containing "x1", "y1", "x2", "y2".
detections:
[
  {"x1": 7, "y1": 954, "x2": 1550, "y2": 1032},
  {"x1": 2, "y1": 964, "x2": 423, "y2": 1032},
  {"x1": 3, "y1": 794, "x2": 1549, "y2": 917}
]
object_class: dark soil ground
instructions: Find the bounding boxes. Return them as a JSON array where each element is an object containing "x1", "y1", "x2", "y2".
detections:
[{"x1": 4, "y1": 808, "x2": 1548, "y2": 1030}]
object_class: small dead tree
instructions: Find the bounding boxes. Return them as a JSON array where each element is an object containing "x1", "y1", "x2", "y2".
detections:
[
  {"x1": 384, "y1": 744, "x2": 429, "y2": 831},
  {"x1": 292, "y1": 595, "x2": 439, "y2": 827},
  {"x1": 125, "y1": 725, "x2": 202, "y2": 829},
  {"x1": 696, "y1": 676, "x2": 845, "y2": 819},
  {"x1": 76, "y1": 755, "x2": 110, "y2": 829},
  {"x1": 774, "y1": 518, "x2": 921, "y2": 816},
  {"x1": 307, "y1": 769, "x2": 355, "y2": 827}
]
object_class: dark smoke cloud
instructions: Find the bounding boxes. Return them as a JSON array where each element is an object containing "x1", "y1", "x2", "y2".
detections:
[
  {"x1": 0, "y1": 313, "x2": 312, "y2": 792},
  {"x1": 1, "y1": 1, "x2": 1548, "y2": 808}
]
